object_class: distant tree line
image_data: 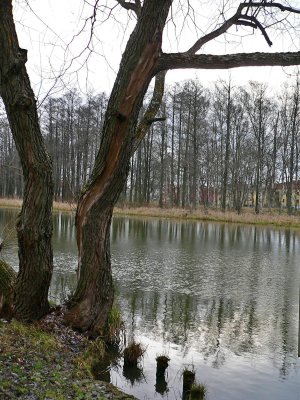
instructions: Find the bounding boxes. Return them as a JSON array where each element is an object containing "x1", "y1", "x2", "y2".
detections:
[{"x1": 1, "y1": 78, "x2": 300, "y2": 214}]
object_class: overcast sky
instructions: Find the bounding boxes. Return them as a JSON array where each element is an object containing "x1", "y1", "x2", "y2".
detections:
[{"x1": 14, "y1": 0, "x2": 300, "y2": 100}]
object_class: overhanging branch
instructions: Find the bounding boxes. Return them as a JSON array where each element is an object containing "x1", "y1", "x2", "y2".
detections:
[
  {"x1": 239, "y1": 15, "x2": 273, "y2": 46},
  {"x1": 246, "y1": 2, "x2": 300, "y2": 14},
  {"x1": 157, "y1": 51, "x2": 300, "y2": 71},
  {"x1": 186, "y1": 1, "x2": 300, "y2": 53}
]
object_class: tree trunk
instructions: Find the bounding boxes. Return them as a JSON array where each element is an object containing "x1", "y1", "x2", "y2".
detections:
[
  {"x1": 176, "y1": 95, "x2": 183, "y2": 207},
  {"x1": 287, "y1": 79, "x2": 299, "y2": 215},
  {"x1": 0, "y1": 260, "x2": 16, "y2": 318},
  {"x1": 65, "y1": 0, "x2": 172, "y2": 335},
  {"x1": 222, "y1": 82, "x2": 231, "y2": 212},
  {"x1": 170, "y1": 93, "x2": 176, "y2": 207},
  {"x1": 191, "y1": 94, "x2": 198, "y2": 210},
  {"x1": 134, "y1": 146, "x2": 142, "y2": 204},
  {"x1": 129, "y1": 156, "x2": 135, "y2": 204},
  {"x1": 66, "y1": 205, "x2": 114, "y2": 333},
  {"x1": 143, "y1": 129, "x2": 154, "y2": 204},
  {"x1": 159, "y1": 114, "x2": 166, "y2": 208},
  {"x1": 0, "y1": 0, "x2": 54, "y2": 321},
  {"x1": 181, "y1": 99, "x2": 191, "y2": 209},
  {"x1": 255, "y1": 102, "x2": 262, "y2": 215}
]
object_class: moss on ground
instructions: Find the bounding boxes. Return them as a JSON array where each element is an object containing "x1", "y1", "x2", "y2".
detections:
[{"x1": 0, "y1": 319, "x2": 136, "y2": 400}]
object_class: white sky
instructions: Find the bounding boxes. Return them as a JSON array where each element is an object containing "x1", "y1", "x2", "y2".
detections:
[{"x1": 13, "y1": 0, "x2": 300, "y2": 100}]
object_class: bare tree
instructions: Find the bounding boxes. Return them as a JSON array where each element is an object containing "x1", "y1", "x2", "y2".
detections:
[
  {"x1": 1, "y1": 0, "x2": 300, "y2": 333},
  {"x1": 65, "y1": 0, "x2": 300, "y2": 334}
]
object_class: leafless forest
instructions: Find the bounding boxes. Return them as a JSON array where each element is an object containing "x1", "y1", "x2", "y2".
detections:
[{"x1": 1, "y1": 78, "x2": 299, "y2": 214}]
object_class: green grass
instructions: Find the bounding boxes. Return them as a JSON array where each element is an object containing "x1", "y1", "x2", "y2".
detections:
[
  {"x1": 105, "y1": 305, "x2": 124, "y2": 344},
  {"x1": 1, "y1": 320, "x2": 58, "y2": 352},
  {"x1": 0, "y1": 319, "x2": 135, "y2": 399},
  {"x1": 190, "y1": 382, "x2": 208, "y2": 399}
]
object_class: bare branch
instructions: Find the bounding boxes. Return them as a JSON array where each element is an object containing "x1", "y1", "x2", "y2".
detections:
[
  {"x1": 148, "y1": 117, "x2": 166, "y2": 123},
  {"x1": 247, "y1": 2, "x2": 300, "y2": 14},
  {"x1": 117, "y1": 0, "x2": 141, "y2": 17},
  {"x1": 157, "y1": 51, "x2": 300, "y2": 71},
  {"x1": 186, "y1": 1, "x2": 300, "y2": 54},
  {"x1": 235, "y1": 20, "x2": 258, "y2": 29},
  {"x1": 186, "y1": 13, "x2": 240, "y2": 54},
  {"x1": 239, "y1": 15, "x2": 273, "y2": 46},
  {"x1": 132, "y1": 1, "x2": 300, "y2": 151}
]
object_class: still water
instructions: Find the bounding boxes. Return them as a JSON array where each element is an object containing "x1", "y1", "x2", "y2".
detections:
[{"x1": 1, "y1": 208, "x2": 300, "y2": 400}]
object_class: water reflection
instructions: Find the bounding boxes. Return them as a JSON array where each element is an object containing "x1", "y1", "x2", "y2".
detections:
[
  {"x1": 108, "y1": 218, "x2": 300, "y2": 399},
  {"x1": 0, "y1": 210, "x2": 299, "y2": 400},
  {"x1": 123, "y1": 364, "x2": 145, "y2": 386}
]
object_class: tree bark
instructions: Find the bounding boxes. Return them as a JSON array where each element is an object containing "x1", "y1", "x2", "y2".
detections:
[
  {"x1": 0, "y1": 260, "x2": 16, "y2": 318},
  {"x1": 157, "y1": 51, "x2": 300, "y2": 72},
  {"x1": 176, "y1": 94, "x2": 183, "y2": 207},
  {"x1": 65, "y1": 0, "x2": 172, "y2": 335},
  {"x1": 190, "y1": 90, "x2": 198, "y2": 210},
  {"x1": 222, "y1": 82, "x2": 231, "y2": 212},
  {"x1": 182, "y1": 98, "x2": 191, "y2": 209},
  {"x1": 255, "y1": 98, "x2": 263, "y2": 215},
  {"x1": 0, "y1": 0, "x2": 54, "y2": 321},
  {"x1": 159, "y1": 111, "x2": 166, "y2": 208},
  {"x1": 287, "y1": 79, "x2": 299, "y2": 214}
]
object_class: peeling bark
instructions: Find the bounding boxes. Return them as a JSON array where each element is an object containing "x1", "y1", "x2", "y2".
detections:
[{"x1": 65, "y1": 0, "x2": 172, "y2": 335}]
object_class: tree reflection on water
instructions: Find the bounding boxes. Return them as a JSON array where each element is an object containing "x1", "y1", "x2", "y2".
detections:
[{"x1": 1, "y1": 209, "x2": 299, "y2": 399}]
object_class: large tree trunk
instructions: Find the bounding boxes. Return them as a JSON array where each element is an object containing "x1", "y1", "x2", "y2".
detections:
[
  {"x1": 0, "y1": 0, "x2": 54, "y2": 320},
  {"x1": 66, "y1": 205, "x2": 114, "y2": 333},
  {"x1": 65, "y1": 0, "x2": 172, "y2": 335}
]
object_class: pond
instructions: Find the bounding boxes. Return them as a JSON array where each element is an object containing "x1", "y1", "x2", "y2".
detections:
[{"x1": 1, "y1": 208, "x2": 300, "y2": 400}]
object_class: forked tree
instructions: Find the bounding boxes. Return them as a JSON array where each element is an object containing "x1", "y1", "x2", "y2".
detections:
[{"x1": 1, "y1": 0, "x2": 300, "y2": 334}]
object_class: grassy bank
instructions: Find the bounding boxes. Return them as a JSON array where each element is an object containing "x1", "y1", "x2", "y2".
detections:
[
  {"x1": 1, "y1": 198, "x2": 300, "y2": 228},
  {"x1": 0, "y1": 198, "x2": 75, "y2": 213},
  {"x1": 114, "y1": 206, "x2": 300, "y2": 228},
  {"x1": 0, "y1": 314, "x2": 135, "y2": 400}
]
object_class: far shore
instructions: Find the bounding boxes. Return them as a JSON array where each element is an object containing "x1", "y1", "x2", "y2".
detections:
[{"x1": 1, "y1": 198, "x2": 300, "y2": 229}]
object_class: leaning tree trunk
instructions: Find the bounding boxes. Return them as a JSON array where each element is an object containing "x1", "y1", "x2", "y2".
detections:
[
  {"x1": 0, "y1": 0, "x2": 54, "y2": 321},
  {"x1": 65, "y1": 0, "x2": 172, "y2": 335}
]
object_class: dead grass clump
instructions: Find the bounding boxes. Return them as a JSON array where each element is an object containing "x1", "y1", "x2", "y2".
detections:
[
  {"x1": 123, "y1": 341, "x2": 145, "y2": 367},
  {"x1": 182, "y1": 368, "x2": 196, "y2": 394},
  {"x1": 189, "y1": 383, "x2": 207, "y2": 400}
]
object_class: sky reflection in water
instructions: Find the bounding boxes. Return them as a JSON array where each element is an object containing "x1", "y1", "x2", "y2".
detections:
[{"x1": 0, "y1": 209, "x2": 299, "y2": 399}]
